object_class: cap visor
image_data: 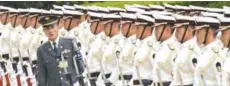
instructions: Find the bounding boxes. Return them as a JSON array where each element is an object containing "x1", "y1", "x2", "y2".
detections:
[
  {"x1": 194, "y1": 25, "x2": 209, "y2": 30},
  {"x1": 154, "y1": 22, "x2": 167, "y2": 27}
]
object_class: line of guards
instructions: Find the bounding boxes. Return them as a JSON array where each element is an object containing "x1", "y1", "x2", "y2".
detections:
[{"x1": 0, "y1": 3, "x2": 229, "y2": 86}]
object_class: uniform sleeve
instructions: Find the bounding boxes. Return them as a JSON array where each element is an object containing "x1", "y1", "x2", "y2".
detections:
[
  {"x1": 37, "y1": 47, "x2": 47, "y2": 86},
  {"x1": 72, "y1": 39, "x2": 85, "y2": 74}
]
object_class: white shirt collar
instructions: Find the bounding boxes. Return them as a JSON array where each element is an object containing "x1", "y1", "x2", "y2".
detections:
[
  {"x1": 204, "y1": 39, "x2": 223, "y2": 49},
  {"x1": 181, "y1": 37, "x2": 196, "y2": 48},
  {"x1": 49, "y1": 36, "x2": 60, "y2": 49}
]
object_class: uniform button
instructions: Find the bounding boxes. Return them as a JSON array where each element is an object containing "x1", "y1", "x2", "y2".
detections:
[
  {"x1": 59, "y1": 71, "x2": 62, "y2": 73},
  {"x1": 61, "y1": 77, "x2": 63, "y2": 80}
]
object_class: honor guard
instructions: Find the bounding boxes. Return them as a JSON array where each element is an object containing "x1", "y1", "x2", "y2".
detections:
[
  {"x1": 108, "y1": 12, "x2": 137, "y2": 86},
  {"x1": 82, "y1": 11, "x2": 106, "y2": 86},
  {"x1": 151, "y1": 14, "x2": 178, "y2": 86},
  {"x1": 97, "y1": 13, "x2": 122, "y2": 86},
  {"x1": 0, "y1": 6, "x2": 18, "y2": 86},
  {"x1": 193, "y1": 16, "x2": 224, "y2": 86},
  {"x1": 37, "y1": 15, "x2": 85, "y2": 86},
  {"x1": 129, "y1": 13, "x2": 156, "y2": 86},
  {"x1": 217, "y1": 11, "x2": 230, "y2": 86},
  {"x1": 170, "y1": 15, "x2": 200, "y2": 86},
  {"x1": 8, "y1": 8, "x2": 23, "y2": 86}
]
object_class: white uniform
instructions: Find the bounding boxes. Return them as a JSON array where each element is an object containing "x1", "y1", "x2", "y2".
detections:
[
  {"x1": 194, "y1": 39, "x2": 224, "y2": 86},
  {"x1": 171, "y1": 37, "x2": 200, "y2": 85},
  {"x1": 68, "y1": 25, "x2": 88, "y2": 60},
  {"x1": 153, "y1": 37, "x2": 179, "y2": 83},
  {"x1": 59, "y1": 27, "x2": 68, "y2": 37},
  {"x1": 83, "y1": 31, "x2": 106, "y2": 76},
  {"x1": 105, "y1": 34, "x2": 135, "y2": 85},
  {"x1": 9, "y1": 25, "x2": 23, "y2": 58},
  {"x1": 222, "y1": 50, "x2": 230, "y2": 86},
  {"x1": 0, "y1": 23, "x2": 11, "y2": 56},
  {"x1": 19, "y1": 26, "x2": 34, "y2": 58},
  {"x1": 102, "y1": 33, "x2": 123, "y2": 75},
  {"x1": 29, "y1": 26, "x2": 47, "y2": 61},
  {"x1": 128, "y1": 36, "x2": 157, "y2": 86}
]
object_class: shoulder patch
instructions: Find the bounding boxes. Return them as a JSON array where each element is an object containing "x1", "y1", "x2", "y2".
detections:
[
  {"x1": 168, "y1": 43, "x2": 175, "y2": 50},
  {"x1": 212, "y1": 46, "x2": 220, "y2": 53},
  {"x1": 189, "y1": 44, "x2": 194, "y2": 50},
  {"x1": 147, "y1": 40, "x2": 153, "y2": 47}
]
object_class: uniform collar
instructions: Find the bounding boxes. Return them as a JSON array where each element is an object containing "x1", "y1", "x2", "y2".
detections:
[
  {"x1": 110, "y1": 32, "x2": 122, "y2": 42},
  {"x1": 204, "y1": 39, "x2": 223, "y2": 49},
  {"x1": 96, "y1": 31, "x2": 106, "y2": 39},
  {"x1": 181, "y1": 37, "x2": 196, "y2": 48},
  {"x1": 141, "y1": 36, "x2": 155, "y2": 45},
  {"x1": 5, "y1": 23, "x2": 13, "y2": 29},
  {"x1": 49, "y1": 36, "x2": 60, "y2": 49},
  {"x1": 127, "y1": 34, "x2": 137, "y2": 44},
  {"x1": 161, "y1": 36, "x2": 175, "y2": 45}
]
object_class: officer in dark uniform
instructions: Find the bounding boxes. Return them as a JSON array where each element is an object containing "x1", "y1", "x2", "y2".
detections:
[{"x1": 37, "y1": 15, "x2": 84, "y2": 86}]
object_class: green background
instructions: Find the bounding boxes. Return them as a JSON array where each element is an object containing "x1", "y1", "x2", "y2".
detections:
[{"x1": 0, "y1": 1, "x2": 230, "y2": 9}]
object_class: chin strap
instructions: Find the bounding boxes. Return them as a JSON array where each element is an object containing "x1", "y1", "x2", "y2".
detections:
[
  {"x1": 13, "y1": 15, "x2": 18, "y2": 27},
  {"x1": 203, "y1": 27, "x2": 209, "y2": 45},
  {"x1": 93, "y1": 21, "x2": 100, "y2": 34},
  {"x1": 109, "y1": 22, "x2": 114, "y2": 37},
  {"x1": 67, "y1": 17, "x2": 73, "y2": 31},
  {"x1": 4, "y1": 13, "x2": 9, "y2": 25},
  {"x1": 125, "y1": 23, "x2": 132, "y2": 37},
  {"x1": 139, "y1": 25, "x2": 147, "y2": 40},
  {"x1": 33, "y1": 15, "x2": 39, "y2": 28},
  {"x1": 180, "y1": 25, "x2": 189, "y2": 43},
  {"x1": 158, "y1": 24, "x2": 167, "y2": 41}
]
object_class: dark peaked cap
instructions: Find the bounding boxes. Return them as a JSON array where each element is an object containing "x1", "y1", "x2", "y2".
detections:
[{"x1": 39, "y1": 15, "x2": 59, "y2": 27}]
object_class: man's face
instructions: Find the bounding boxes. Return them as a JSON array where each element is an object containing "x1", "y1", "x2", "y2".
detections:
[
  {"x1": 121, "y1": 20, "x2": 132, "y2": 37},
  {"x1": 104, "y1": 20, "x2": 120, "y2": 37},
  {"x1": 154, "y1": 24, "x2": 172, "y2": 41},
  {"x1": 43, "y1": 24, "x2": 59, "y2": 41},
  {"x1": 9, "y1": 15, "x2": 18, "y2": 26},
  {"x1": 90, "y1": 20, "x2": 105, "y2": 35},
  {"x1": 136, "y1": 24, "x2": 145, "y2": 39},
  {"x1": 154, "y1": 24, "x2": 165, "y2": 41},
  {"x1": 175, "y1": 25, "x2": 187, "y2": 42},
  {"x1": 221, "y1": 28, "x2": 230, "y2": 47},
  {"x1": 14, "y1": 15, "x2": 23, "y2": 26},
  {"x1": 21, "y1": 15, "x2": 28, "y2": 27},
  {"x1": 128, "y1": 23, "x2": 138, "y2": 37},
  {"x1": 137, "y1": 24, "x2": 153, "y2": 40},
  {"x1": 25, "y1": 15, "x2": 38, "y2": 28},
  {"x1": 196, "y1": 27, "x2": 207, "y2": 45},
  {"x1": 0, "y1": 13, "x2": 8, "y2": 24},
  {"x1": 63, "y1": 16, "x2": 72, "y2": 30}
]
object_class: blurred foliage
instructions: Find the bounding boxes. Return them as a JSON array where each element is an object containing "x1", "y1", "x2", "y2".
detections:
[{"x1": 0, "y1": 1, "x2": 230, "y2": 9}]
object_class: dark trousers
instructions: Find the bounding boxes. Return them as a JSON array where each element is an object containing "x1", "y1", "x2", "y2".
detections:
[
  {"x1": 89, "y1": 72, "x2": 112, "y2": 86},
  {"x1": 89, "y1": 72, "x2": 100, "y2": 86},
  {"x1": 153, "y1": 81, "x2": 171, "y2": 86},
  {"x1": 175, "y1": 84, "x2": 193, "y2": 86},
  {"x1": 133, "y1": 79, "x2": 153, "y2": 86}
]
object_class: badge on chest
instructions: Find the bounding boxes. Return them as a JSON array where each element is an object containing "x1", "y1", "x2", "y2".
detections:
[
  {"x1": 58, "y1": 48, "x2": 71, "y2": 69},
  {"x1": 58, "y1": 60, "x2": 68, "y2": 69}
]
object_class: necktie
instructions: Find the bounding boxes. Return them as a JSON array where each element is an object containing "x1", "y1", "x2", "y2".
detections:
[{"x1": 53, "y1": 42, "x2": 58, "y2": 55}]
